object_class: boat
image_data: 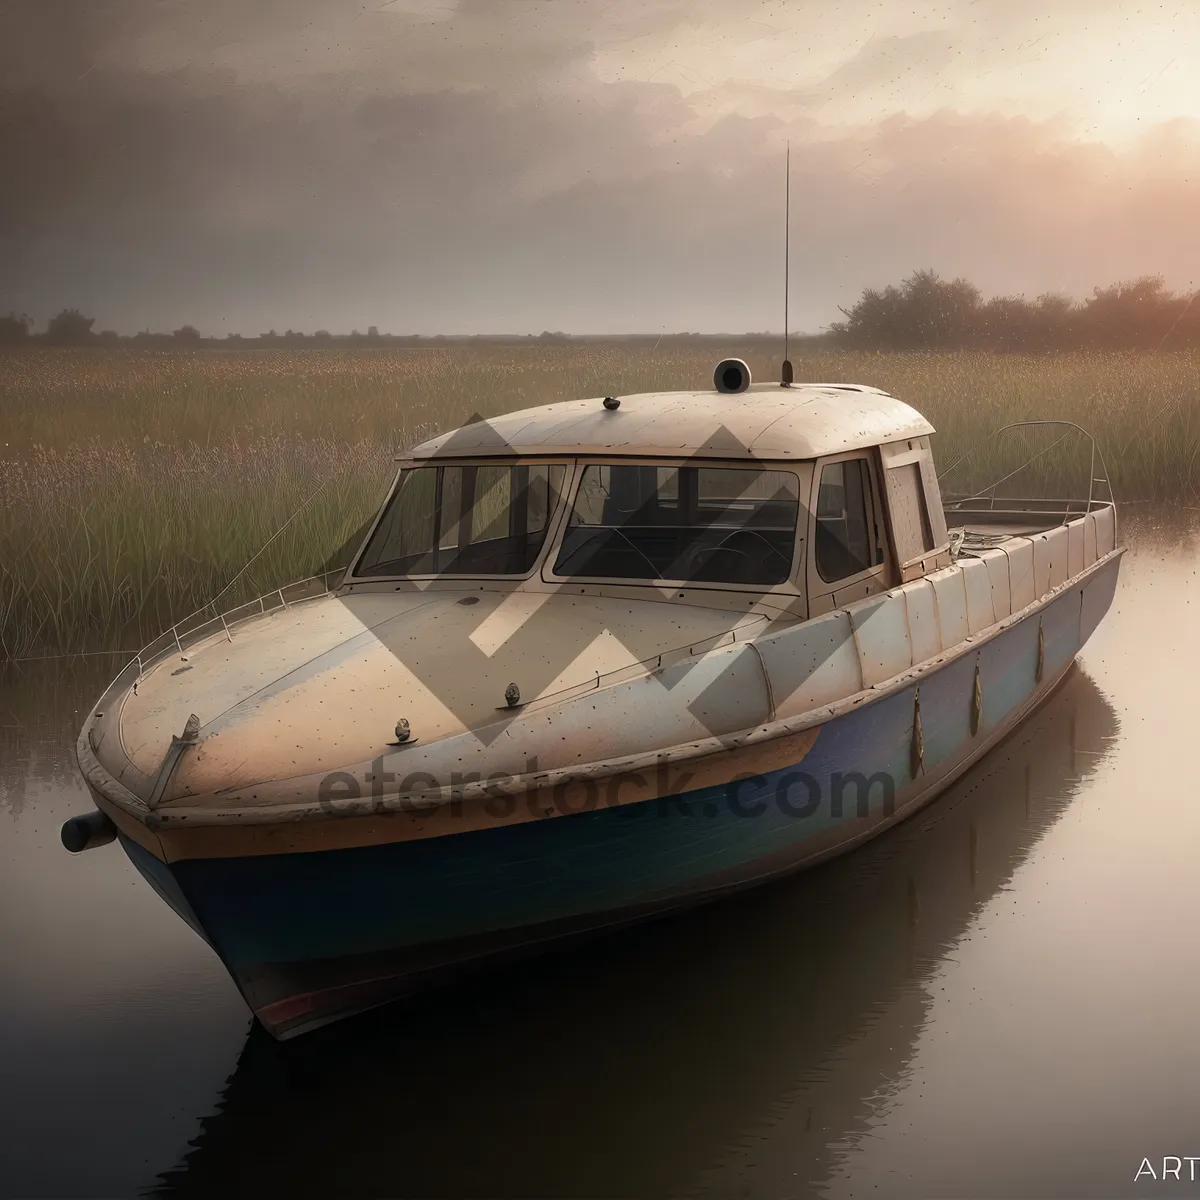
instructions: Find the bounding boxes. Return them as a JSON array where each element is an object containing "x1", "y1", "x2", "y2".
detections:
[
  {"x1": 153, "y1": 670, "x2": 1116, "y2": 1196},
  {"x1": 65, "y1": 357, "x2": 1123, "y2": 1039}
]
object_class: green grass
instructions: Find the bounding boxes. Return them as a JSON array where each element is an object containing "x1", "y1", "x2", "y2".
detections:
[{"x1": 2, "y1": 344, "x2": 1199, "y2": 659}]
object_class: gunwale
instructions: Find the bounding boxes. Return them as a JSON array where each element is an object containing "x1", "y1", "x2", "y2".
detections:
[{"x1": 77, "y1": 539, "x2": 1122, "y2": 857}]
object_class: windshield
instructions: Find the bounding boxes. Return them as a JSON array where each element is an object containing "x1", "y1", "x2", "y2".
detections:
[
  {"x1": 553, "y1": 463, "x2": 799, "y2": 585},
  {"x1": 356, "y1": 462, "x2": 565, "y2": 577}
]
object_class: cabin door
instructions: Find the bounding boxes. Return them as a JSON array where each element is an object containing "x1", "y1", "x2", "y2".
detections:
[{"x1": 806, "y1": 451, "x2": 891, "y2": 616}]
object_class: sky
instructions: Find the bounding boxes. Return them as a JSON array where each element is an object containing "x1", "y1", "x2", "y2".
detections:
[{"x1": 2, "y1": 0, "x2": 1200, "y2": 335}]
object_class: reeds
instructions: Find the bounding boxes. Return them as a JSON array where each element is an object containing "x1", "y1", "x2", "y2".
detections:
[{"x1": 2, "y1": 345, "x2": 1198, "y2": 658}]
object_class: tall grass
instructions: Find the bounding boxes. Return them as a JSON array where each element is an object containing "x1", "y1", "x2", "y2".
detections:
[{"x1": 2, "y1": 345, "x2": 1198, "y2": 658}]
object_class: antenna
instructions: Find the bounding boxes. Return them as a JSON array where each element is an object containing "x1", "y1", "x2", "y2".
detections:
[{"x1": 781, "y1": 142, "x2": 793, "y2": 387}]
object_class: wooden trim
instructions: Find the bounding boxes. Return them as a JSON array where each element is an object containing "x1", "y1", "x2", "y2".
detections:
[
  {"x1": 148, "y1": 727, "x2": 823, "y2": 862},
  {"x1": 880, "y1": 445, "x2": 925, "y2": 468}
]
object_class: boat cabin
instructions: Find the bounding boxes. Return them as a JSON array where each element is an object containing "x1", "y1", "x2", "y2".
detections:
[{"x1": 345, "y1": 379, "x2": 955, "y2": 620}]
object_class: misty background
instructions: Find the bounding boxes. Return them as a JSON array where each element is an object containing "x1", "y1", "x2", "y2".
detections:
[{"x1": 3, "y1": 0, "x2": 1200, "y2": 336}]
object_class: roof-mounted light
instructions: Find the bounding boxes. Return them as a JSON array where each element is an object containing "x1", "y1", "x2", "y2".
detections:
[{"x1": 713, "y1": 358, "x2": 751, "y2": 394}]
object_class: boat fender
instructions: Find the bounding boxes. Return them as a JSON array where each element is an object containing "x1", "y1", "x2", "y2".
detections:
[
  {"x1": 61, "y1": 810, "x2": 118, "y2": 853},
  {"x1": 970, "y1": 663, "x2": 984, "y2": 736},
  {"x1": 910, "y1": 689, "x2": 924, "y2": 779}
]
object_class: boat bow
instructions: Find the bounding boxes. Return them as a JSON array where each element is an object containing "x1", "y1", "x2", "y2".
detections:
[{"x1": 88, "y1": 588, "x2": 773, "y2": 811}]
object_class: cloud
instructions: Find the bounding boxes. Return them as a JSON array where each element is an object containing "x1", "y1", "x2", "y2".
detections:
[{"x1": 2, "y1": 0, "x2": 1199, "y2": 333}]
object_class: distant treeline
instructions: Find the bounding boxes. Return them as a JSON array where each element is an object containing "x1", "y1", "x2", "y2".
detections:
[
  {"x1": 3, "y1": 270, "x2": 1199, "y2": 349},
  {"x1": 0, "y1": 310, "x2": 802, "y2": 349},
  {"x1": 830, "y1": 270, "x2": 1200, "y2": 350}
]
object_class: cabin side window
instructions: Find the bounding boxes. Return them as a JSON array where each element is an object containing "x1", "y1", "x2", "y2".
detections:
[
  {"x1": 553, "y1": 463, "x2": 799, "y2": 586},
  {"x1": 814, "y1": 457, "x2": 880, "y2": 583},
  {"x1": 355, "y1": 462, "x2": 566, "y2": 577}
]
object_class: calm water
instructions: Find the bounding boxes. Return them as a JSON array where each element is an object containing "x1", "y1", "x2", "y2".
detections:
[{"x1": 2, "y1": 515, "x2": 1199, "y2": 1199}]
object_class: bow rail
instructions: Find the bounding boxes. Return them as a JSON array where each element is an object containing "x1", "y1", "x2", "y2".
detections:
[{"x1": 98, "y1": 569, "x2": 347, "y2": 702}]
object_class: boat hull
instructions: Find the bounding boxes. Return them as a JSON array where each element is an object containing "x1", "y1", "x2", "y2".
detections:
[{"x1": 113, "y1": 552, "x2": 1120, "y2": 1038}]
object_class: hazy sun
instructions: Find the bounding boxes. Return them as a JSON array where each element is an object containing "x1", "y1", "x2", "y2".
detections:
[{"x1": 588, "y1": 0, "x2": 1200, "y2": 145}]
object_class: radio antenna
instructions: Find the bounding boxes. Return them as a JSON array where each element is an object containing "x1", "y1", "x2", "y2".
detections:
[{"x1": 781, "y1": 141, "x2": 793, "y2": 386}]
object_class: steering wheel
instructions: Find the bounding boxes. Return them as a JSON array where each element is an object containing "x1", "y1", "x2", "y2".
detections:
[
  {"x1": 685, "y1": 530, "x2": 789, "y2": 580},
  {"x1": 682, "y1": 541, "x2": 757, "y2": 582}
]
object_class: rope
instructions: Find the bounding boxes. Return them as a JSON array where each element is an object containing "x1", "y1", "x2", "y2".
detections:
[
  {"x1": 167, "y1": 473, "x2": 337, "y2": 638},
  {"x1": 1, "y1": 480, "x2": 337, "y2": 668},
  {"x1": 939, "y1": 396, "x2": 1099, "y2": 484},
  {"x1": 955, "y1": 431, "x2": 1072, "y2": 502}
]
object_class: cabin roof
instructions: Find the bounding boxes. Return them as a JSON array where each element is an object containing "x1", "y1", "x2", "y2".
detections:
[{"x1": 406, "y1": 382, "x2": 936, "y2": 462}]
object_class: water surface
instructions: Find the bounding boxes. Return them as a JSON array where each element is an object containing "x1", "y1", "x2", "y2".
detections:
[{"x1": 2, "y1": 515, "x2": 1198, "y2": 1199}]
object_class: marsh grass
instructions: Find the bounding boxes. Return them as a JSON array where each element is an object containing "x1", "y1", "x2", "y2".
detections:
[{"x1": 2, "y1": 345, "x2": 1199, "y2": 658}]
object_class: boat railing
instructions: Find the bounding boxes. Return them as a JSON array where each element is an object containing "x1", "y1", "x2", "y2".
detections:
[
  {"x1": 107, "y1": 569, "x2": 347, "y2": 695},
  {"x1": 95, "y1": 569, "x2": 770, "y2": 717},
  {"x1": 941, "y1": 419, "x2": 1115, "y2": 523},
  {"x1": 516, "y1": 611, "x2": 775, "y2": 715}
]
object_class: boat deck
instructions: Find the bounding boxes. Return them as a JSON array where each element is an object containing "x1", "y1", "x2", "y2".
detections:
[
  {"x1": 951, "y1": 520, "x2": 1058, "y2": 538},
  {"x1": 944, "y1": 498, "x2": 1113, "y2": 542}
]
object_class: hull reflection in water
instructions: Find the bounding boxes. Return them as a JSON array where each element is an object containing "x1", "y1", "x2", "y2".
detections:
[{"x1": 152, "y1": 666, "x2": 1116, "y2": 1200}]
